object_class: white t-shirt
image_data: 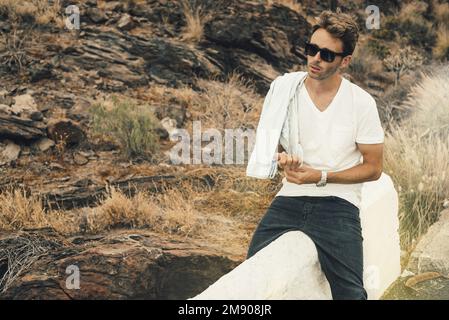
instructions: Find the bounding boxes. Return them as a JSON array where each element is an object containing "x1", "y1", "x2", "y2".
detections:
[{"x1": 275, "y1": 75, "x2": 385, "y2": 209}]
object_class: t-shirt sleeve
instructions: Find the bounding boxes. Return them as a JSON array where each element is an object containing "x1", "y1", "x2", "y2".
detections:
[{"x1": 355, "y1": 96, "x2": 385, "y2": 144}]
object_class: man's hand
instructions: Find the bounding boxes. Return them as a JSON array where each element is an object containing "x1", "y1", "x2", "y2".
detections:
[
  {"x1": 284, "y1": 164, "x2": 321, "y2": 185},
  {"x1": 276, "y1": 151, "x2": 302, "y2": 170},
  {"x1": 276, "y1": 151, "x2": 321, "y2": 185}
]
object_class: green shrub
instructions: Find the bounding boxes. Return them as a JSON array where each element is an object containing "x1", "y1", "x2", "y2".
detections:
[{"x1": 89, "y1": 97, "x2": 160, "y2": 159}]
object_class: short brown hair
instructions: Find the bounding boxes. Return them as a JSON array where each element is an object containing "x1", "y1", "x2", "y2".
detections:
[{"x1": 311, "y1": 10, "x2": 359, "y2": 56}]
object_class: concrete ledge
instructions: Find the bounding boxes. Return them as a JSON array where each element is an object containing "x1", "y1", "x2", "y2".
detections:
[{"x1": 192, "y1": 173, "x2": 401, "y2": 300}]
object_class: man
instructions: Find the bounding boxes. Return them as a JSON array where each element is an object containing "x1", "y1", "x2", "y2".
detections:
[{"x1": 246, "y1": 10, "x2": 384, "y2": 300}]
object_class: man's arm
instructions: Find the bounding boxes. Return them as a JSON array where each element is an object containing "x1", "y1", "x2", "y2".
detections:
[{"x1": 326, "y1": 143, "x2": 384, "y2": 184}]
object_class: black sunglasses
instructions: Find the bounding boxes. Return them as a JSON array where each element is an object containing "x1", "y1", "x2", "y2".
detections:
[{"x1": 304, "y1": 42, "x2": 347, "y2": 63}]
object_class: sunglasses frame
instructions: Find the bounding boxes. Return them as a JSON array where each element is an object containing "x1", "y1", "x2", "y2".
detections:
[{"x1": 304, "y1": 42, "x2": 347, "y2": 63}]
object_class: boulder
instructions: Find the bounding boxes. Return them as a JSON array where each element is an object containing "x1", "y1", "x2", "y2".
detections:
[
  {"x1": 0, "y1": 104, "x2": 10, "y2": 114},
  {"x1": 11, "y1": 94, "x2": 38, "y2": 117},
  {"x1": 0, "y1": 230, "x2": 240, "y2": 299},
  {"x1": 0, "y1": 140, "x2": 21, "y2": 166},
  {"x1": 117, "y1": 13, "x2": 135, "y2": 30},
  {"x1": 406, "y1": 209, "x2": 449, "y2": 277},
  {"x1": 34, "y1": 137, "x2": 55, "y2": 152},
  {"x1": 0, "y1": 114, "x2": 47, "y2": 141}
]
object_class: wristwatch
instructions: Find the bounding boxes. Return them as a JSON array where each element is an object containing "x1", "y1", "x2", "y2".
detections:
[{"x1": 316, "y1": 170, "x2": 327, "y2": 187}]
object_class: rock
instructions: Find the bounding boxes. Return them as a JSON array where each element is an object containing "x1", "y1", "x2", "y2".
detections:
[
  {"x1": 117, "y1": 13, "x2": 135, "y2": 30},
  {"x1": 0, "y1": 95, "x2": 13, "y2": 106},
  {"x1": 40, "y1": 174, "x2": 214, "y2": 211},
  {"x1": 86, "y1": 8, "x2": 109, "y2": 23},
  {"x1": 78, "y1": 150, "x2": 95, "y2": 158},
  {"x1": 0, "y1": 90, "x2": 13, "y2": 106},
  {"x1": 0, "y1": 104, "x2": 10, "y2": 114},
  {"x1": 30, "y1": 111, "x2": 44, "y2": 121},
  {"x1": 0, "y1": 140, "x2": 21, "y2": 166},
  {"x1": 443, "y1": 199, "x2": 449, "y2": 209},
  {"x1": 47, "y1": 118, "x2": 86, "y2": 148},
  {"x1": 48, "y1": 162, "x2": 65, "y2": 170},
  {"x1": 20, "y1": 145, "x2": 30, "y2": 156},
  {"x1": 97, "y1": 64, "x2": 148, "y2": 87},
  {"x1": 35, "y1": 138, "x2": 55, "y2": 152},
  {"x1": 200, "y1": 1, "x2": 310, "y2": 93},
  {"x1": 160, "y1": 117, "x2": 178, "y2": 142},
  {"x1": 30, "y1": 63, "x2": 55, "y2": 82},
  {"x1": 103, "y1": 1, "x2": 123, "y2": 12},
  {"x1": 155, "y1": 104, "x2": 187, "y2": 128},
  {"x1": 407, "y1": 209, "x2": 449, "y2": 277},
  {"x1": 73, "y1": 152, "x2": 88, "y2": 165},
  {"x1": 0, "y1": 114, "x2": 47, "y2": 141},
  {"x1": 155, "y1": 127, "x2": 169, "y2": 140},
  {"x1": 11, "y1": 94, "x2": 37, "y2": 116},
  {"x1": 0, "y1": 230, "x2": 240, "y2": 299},
  {"x1": 53, "y1": 93, "x2": 75, "y2": 110}
]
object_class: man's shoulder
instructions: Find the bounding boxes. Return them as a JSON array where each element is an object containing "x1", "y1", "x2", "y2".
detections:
[{"x1": 345, "y1": 78, "x2": 377, "y2": 107}]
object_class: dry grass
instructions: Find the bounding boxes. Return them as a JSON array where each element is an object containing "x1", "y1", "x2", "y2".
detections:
[
  {"x1": 433, "y1": 24, "x2": 449, "y2": 60},
  {"x1": 179, "y1": 0, "x2": 211, "y2": 43},
  {"x1": 349, "y1": 39, "x2": 385, "y2": 82},
  {"x1": 0, "y1": 233, "x2": 63, "y2": 293},
  {"x1": 191, "y1": 72, "x2": 263, "y2": 132},
  {"x1": 398, "y1": 1, "x2": 428, "y2": 22},
  {"x1": 0, "y1": 24, "x2": 32, "y2": 73},
  {"x1": 0, "y1": 187, "x2": 76, "y2": 234},
  {"x1": 384, "y1": 67, "x2": 449, "y2": 250},
  {"x1": 0, "y1": 163, "x2": 280, "y2": 258},
  {"x1": 0, "y1": 0, "x2": 64, "y2": 27},
  {"x1": 83, "y1": 186, "x2": 206, "y2": 237},
  {"x1": 433, "y1": 0, "x2": 449, "y2": 25},
  {"x1": 266, "y1": 0, "x2": 303, "y2": 14}
]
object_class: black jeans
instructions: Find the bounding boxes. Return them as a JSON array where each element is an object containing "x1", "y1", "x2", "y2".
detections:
[{"x1": 246, "y1": 195, "x2": 367, "y2": 300}]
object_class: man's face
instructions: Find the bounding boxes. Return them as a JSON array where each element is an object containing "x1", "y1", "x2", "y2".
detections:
[{"x1": 306, "y1": 28, "x2": 350, "y2": 80}]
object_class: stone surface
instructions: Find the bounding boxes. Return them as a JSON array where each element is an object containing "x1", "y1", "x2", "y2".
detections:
[
  {"x1": 35, "y1": 137, "x2": 55, "y2": 152},
  {"x1": 193, "y1": 173, "x2": 401, "y2": 300},
  {"x1": 0, "y1": 230, "x2": 240, "y2": 299},
  {"x1": 117, "y1": 13, "x2": 135, "y2": 30},
  {"x1": 0, "y1": 104, "x2": 10, "y2": 114},
  {"x1": 73, "y1": 152, "x2": 89, "y2": 165},
  {"x1": 406, "y1": 209, "x2": 449, "y2": 277},
  {"x1": 0, "y1": 140, "x2": 21, "y2": 166},
  {"x1": 192, "y1": 231, "x2": 332, "y2": 300},
  {"x1": 11, "y1": 94, "x2": 38, "y2": 116}
]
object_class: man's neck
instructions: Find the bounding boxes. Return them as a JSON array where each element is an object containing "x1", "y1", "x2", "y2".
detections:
[{"x1": 305, "y1": 73, "x2": 342, "y2": 95}]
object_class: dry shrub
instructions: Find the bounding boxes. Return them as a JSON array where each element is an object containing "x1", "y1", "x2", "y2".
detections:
[
  {"x1": 192, "y1": 72, "x2": 263, "y2": 132},
  {"x1": 384, "y1": 67, "x2": 449, "y2": 249},
  {"x1": 433, "y1": 24, "x2": 449, "y2": 60}
]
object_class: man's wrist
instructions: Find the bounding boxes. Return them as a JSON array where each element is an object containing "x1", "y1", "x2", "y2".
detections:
[{"x1": 315, "y1": 169, "x2": 322, "y2": 183}]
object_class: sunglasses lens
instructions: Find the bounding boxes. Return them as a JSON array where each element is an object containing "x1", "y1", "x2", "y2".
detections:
[
  {"x1": 305, "y1": 43, "x2": 319, "y2": 56},
  {"x1": 320, "y1": 49, "x2": 335, "y2": 62}
]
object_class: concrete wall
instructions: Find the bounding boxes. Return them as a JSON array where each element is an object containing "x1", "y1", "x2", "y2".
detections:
[{"x1": 191, "y1": 173, "x2": 401, "y2": 300}]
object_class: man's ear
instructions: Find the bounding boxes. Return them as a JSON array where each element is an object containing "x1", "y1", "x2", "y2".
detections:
[{"x1": 340, "y1": 55, "x2": 352, "y2": 69}]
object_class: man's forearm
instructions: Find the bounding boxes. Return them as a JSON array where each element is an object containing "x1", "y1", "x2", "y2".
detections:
[{"x1": 326, "y1": 163, "x2": 382, "y2": 184}]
